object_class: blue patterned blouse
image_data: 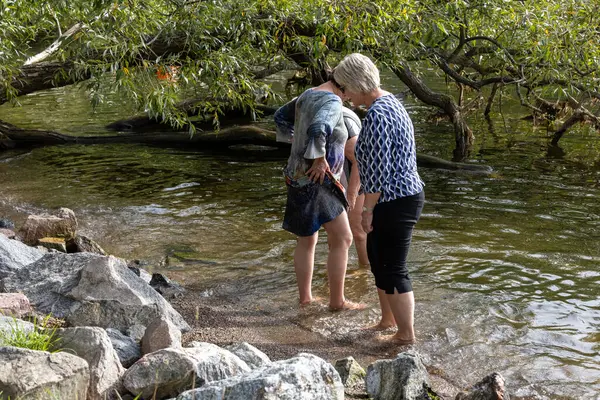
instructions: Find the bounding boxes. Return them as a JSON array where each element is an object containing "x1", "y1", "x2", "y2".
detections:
[{"x1": 355, "y1": 94, "x2": 424, "y2": 203}]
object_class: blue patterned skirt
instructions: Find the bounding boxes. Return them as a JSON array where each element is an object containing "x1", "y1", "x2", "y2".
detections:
[{"x1": 283, "y1": 178, "x2": 347, "y2": 237}]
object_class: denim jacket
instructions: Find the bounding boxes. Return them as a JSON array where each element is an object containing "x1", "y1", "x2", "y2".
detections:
[{"x1": 274, "y1": 89, "x2": 348, "y2": 186}]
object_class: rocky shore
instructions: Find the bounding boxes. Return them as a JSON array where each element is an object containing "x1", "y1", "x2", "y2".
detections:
[{"x1": 0, "y1": 209, "x2": 509, "y2": 400}]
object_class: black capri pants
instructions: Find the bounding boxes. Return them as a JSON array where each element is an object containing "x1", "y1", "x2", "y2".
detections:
[{"x1": 367, "y1": 191, "x2": 425, "y2": 294}]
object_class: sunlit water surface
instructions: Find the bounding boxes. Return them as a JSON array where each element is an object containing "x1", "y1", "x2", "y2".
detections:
[{"x1": 1, "y1": 74, "x2": 599, "y2": 399}]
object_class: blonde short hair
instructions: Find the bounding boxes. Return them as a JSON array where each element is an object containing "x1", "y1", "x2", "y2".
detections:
[{"x1": 333, "y1": 53, "x2": 380, "y2": 94}]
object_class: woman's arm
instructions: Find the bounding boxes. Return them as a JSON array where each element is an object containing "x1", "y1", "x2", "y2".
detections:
[
  {"x1": 274, "y1": 98, "x2": 297, "y2": 143},
  {"x1": 344, "y1": 136, "x2": 360, "y2": 210}
]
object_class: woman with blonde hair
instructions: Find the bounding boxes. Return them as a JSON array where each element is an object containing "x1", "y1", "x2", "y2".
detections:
[{"x1": 333, "y1": 53, "x2": 425, "y2": 344}]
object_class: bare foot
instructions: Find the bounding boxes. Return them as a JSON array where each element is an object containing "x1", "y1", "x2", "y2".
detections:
[
  {"x1": 328, "y1": 300, "x2": 366, "y2": 312},
  {"x1": 362, "y1": 321, "x2": 396, "y2": 331},
  {"x1": 299, "y1": 296, "x2": 323, "y2": 307},
  {"x1": 376, "y1": 334, "x2": 416, "y2": 346}
]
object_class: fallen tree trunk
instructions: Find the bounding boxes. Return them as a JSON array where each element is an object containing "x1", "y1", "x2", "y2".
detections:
[
  {"x1": 1, "y1": 119, "x2": 493, "y2": 173},
  {"x1": 0, "y1": 120, "x2": 285, "y2": 149},
  {"x1": 106, "y1": 103, "x2": 278, "y2": 132}
]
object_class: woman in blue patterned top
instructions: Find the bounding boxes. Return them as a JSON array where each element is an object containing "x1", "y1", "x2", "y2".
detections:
[
  {"x1": 333, "y1": 53, "x2": 425, "y2": 344},
  {"x1": 274, "y1": 81, "x2": 364, "y2": 311}
]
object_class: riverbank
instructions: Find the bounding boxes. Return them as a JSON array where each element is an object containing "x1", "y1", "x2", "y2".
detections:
[{"x1": 170, "y1": 279, "x2": 462, "y2": 399}]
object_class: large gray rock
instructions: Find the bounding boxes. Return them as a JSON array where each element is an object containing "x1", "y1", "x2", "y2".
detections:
[
  {"x1": 176, "y1": 353, "x2": 344, "y2": 400},
  {"x1": 106, "y1": 328, "x2": 141, "y2": 368},
  {"x1": 0, "y1": 293, "x2": 31, "y2": 317},
  {"x1": 455, "y1": 372, "x2": 510, "y2": 400},
  {"x1": 0, "y1": 228, "x2": 16, "y2": 239},
  {"x1": 0, "y1": 252, "x2": 189, "y2": 333},
  {"x1": 0, "y1": 315, "x2": 34, "y2": 337},
  {"x1": 141, "y1": 316, "x2": 182, "y2": 355},
  {"x1": 0, "y1": 347, "x2": 89, "y2": 399},
  {"x1": 51, "y1": 327, "x2": 125, "y2": 400},
  {"x1": 18, "y1": 207, "x2": 78, "y2": 246},
  {"x1": 224, "y1": 342, "x2": 271, "y2": 369},
  {"x1": 123, "y1": 343, "x2": 250, "y2": 399},
  {"x1": 366, "y1": 351, "x2": 431, "y2": 400},
  {"x1": 0, "y1": 234, "x2": 43, "y2": 279}
]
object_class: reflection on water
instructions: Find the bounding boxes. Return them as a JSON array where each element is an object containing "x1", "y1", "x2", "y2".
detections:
[{"x1": 1, "y1": 83, "x2": 600, "y2": 399}]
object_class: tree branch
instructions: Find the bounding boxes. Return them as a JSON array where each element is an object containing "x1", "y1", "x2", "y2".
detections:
[{"x1": 24, "y1": 23, "x2": 85, "y2": 66}]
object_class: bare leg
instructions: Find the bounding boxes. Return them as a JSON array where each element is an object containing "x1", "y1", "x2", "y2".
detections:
[
  {"x1": 363, "y1": 288, "x2": 397, "y2": 331},
  {"x1": 348, "y1": 194, "x2": 369, "y2": 267},
  {"x1": 322, "y1": 212, "x2": 354, "y2": 310},
  {"x1": 381, "y1": 290, "x2": 415, "y2": 343},
  {"x1": 294, "y1": 233, "x2": 318, "y2": 305}
]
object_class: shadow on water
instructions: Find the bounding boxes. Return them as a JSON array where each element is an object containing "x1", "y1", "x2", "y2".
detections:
[{"x1": 1, "y1": 75, "x2": 600, "y2": 399}]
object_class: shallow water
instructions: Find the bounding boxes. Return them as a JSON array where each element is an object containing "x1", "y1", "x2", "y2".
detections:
[{"x1": 1, "y1": 77, "x2": 599, "y2": 399}]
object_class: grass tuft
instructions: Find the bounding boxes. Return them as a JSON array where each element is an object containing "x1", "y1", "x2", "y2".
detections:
[{"x1": 0, "y1": 314, "x2": 60, "y2": 352}]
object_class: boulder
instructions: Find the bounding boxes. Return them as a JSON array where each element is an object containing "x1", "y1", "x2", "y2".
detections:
[
  {"x1": 0, "y1": 219, "x2": 15, "y2": 229},
  {"x1": 0, "y1": 228, "x2": 16, "y2": 239},
  {"x1": 127, "y1": 264, "x2": 153, "y2": 284},
  {"x1": 37, "y1": 237, "x2": 67, "y2": 252},
  {"x1": 366, "y1": 351, "x2": 431, "y2": 400},
  {"x1": 141, "y1": 316, "x2": 182, "y2": 355},
  {"x1": 0, "y1": 347, "x2": 89, "y2": 400},
  {"x1": 177, "y1": 353, "x2": 344, "y2": 400},
  {"x1": 0, "y1": 293, "x2": 31, "y2": 318},
  {"x1": 150, "y1": 273, "x2": 186, "y2": 299},
  {"x1": 455, "y1": 372, "x2": 510, "y2": 400},
  {"x1": 335, "y1": 356, "x2": 366, "y2": 387},
  {"x1": 106, "y1": 328, "x2": 142, "y2": 368},
  {"x1": 0, "y1": 315, "x2": 35, "y2": 337},
  {"x1": 66, "y1": 235, "x2": 107, "y2": 255},
  {"x1": 0, "y1": 252, "x2": 190, "y2": 333},
  {"x1": 51, "y1": 327, "x2": 125, "y2": 400},
  {"x1": 123, "y1": 343, "x2": 250, "y2": 399},
  {"x1": 224, "y1": 342, "x2": 271, "y2": 369},
  {"x1": 0, "y1": 234, "x2": 43, "y2": 279},
  {"x1": 18, "y1": 207, "x2": 78, "y2": 246}
]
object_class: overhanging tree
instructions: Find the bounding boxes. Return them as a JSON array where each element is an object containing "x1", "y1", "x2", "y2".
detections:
[{"x1": 1, "y1": 0, "x2": 598, "y2": 159}]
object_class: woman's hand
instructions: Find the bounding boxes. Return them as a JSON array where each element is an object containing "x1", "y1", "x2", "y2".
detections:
[
  {"x1": 361, "y1": 210, "x2": 373, "y2": 233},
  {"x1": 307, "y1": 157, "x2": 329, "y2": 184},
  {"x1": 347, "y1": 192, "x2": 358, "y2": 210}
]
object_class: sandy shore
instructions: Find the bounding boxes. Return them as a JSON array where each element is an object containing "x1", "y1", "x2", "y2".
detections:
[{"x1": 171, "y1": 284, "x2": 461, "y2": 399}]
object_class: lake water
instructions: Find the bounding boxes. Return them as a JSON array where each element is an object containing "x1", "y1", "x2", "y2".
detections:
[{"x1": 1, "y1": 72, "x2": 599, "y2": 399}]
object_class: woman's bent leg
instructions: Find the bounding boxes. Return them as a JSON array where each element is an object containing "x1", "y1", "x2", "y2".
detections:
[
  {"x1": 323, "y1": 211, "x2": 353, "y2": 309},
  {"x1": 294, "y1": 232, "x2": 318, "y2": 305},
  {"x1": 348, "y1": 194, "x2": 369, "y2": 267}
]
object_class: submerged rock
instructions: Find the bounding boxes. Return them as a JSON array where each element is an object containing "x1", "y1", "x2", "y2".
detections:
[{"x1": 455, "y1": 372, "x2": 510, "y2": 400}]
